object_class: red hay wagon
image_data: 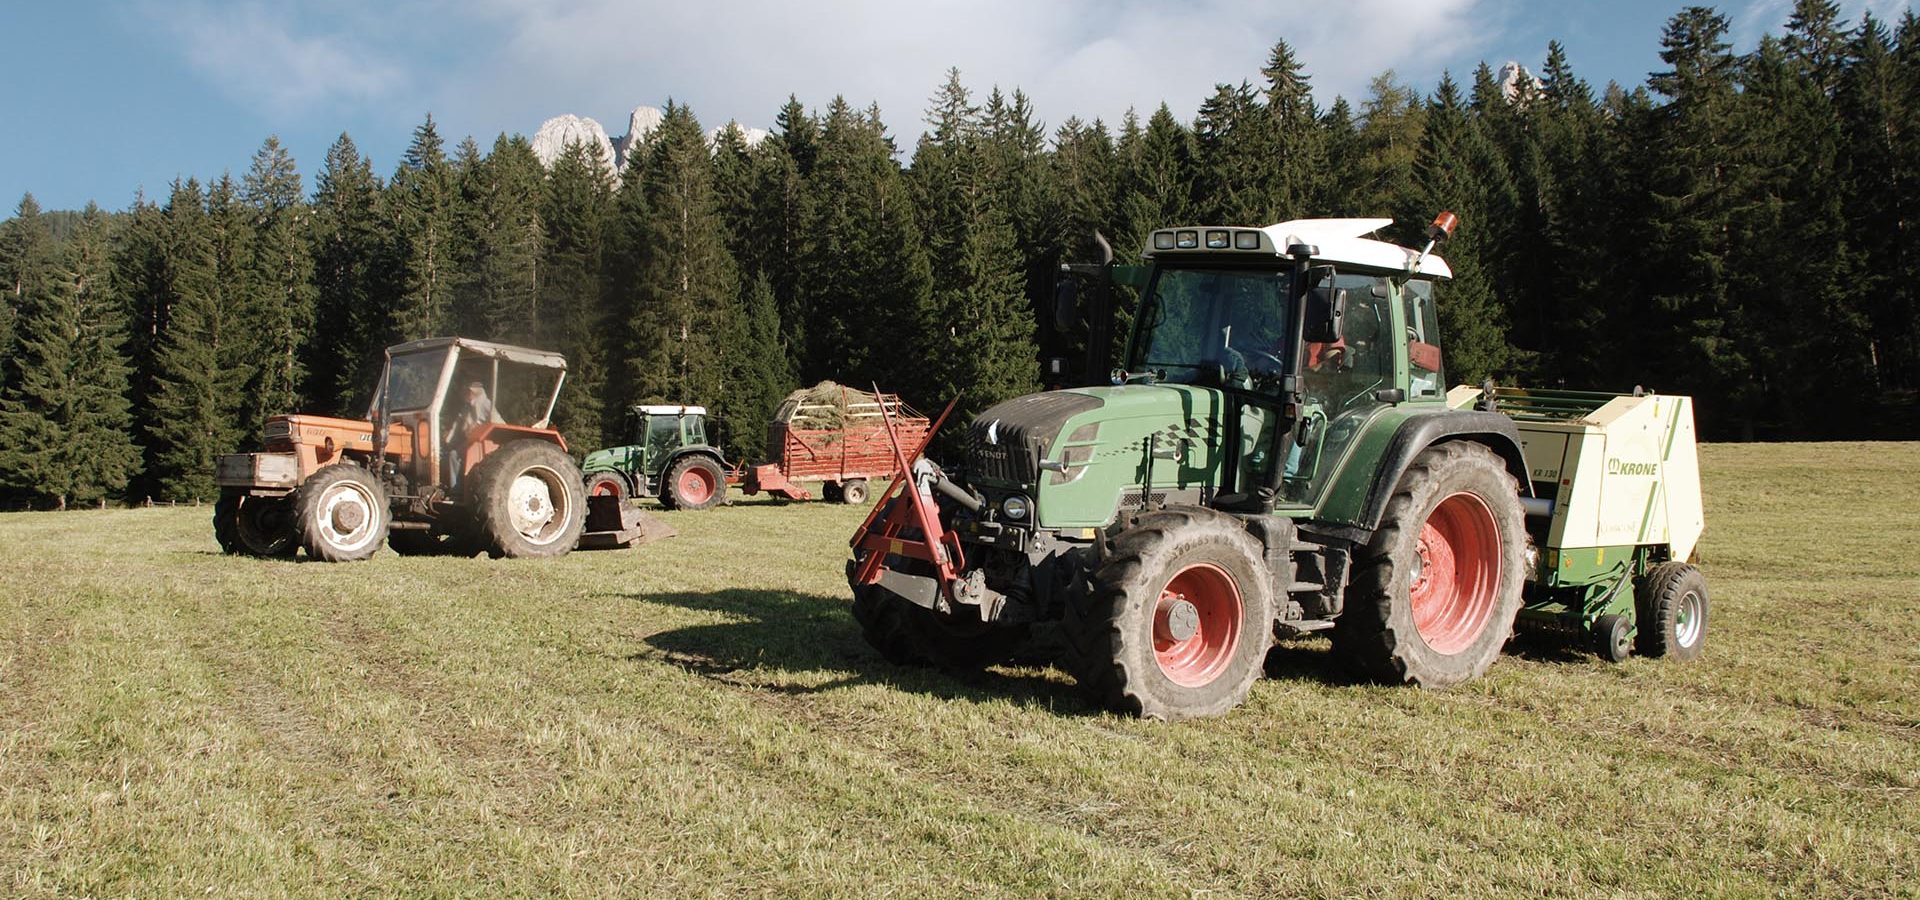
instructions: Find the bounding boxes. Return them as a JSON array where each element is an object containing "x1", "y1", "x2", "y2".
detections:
[{"x1": 738, "y1": 387, "x2": 930, "y2": 505}]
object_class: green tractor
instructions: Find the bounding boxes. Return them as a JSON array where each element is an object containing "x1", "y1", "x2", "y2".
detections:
[
  {"x1": 849, "y1": 215, "x2": 1708, "y2": 720},
  {"x1": 581, "y1": 405, "x2": 731, "y2": 511}
]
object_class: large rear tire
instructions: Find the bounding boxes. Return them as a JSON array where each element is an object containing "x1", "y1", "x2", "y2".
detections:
[
  {"x1": 468, "y1": 440, "x2": 586, "y2": 559},
  {"x1": 1064, "y1": 507, "x2": 1275, "y2": 721},
  {"x1": 1636, "y1": 562, "x2": 1707, "y2": 661},
  {"x1": 214, "y1": 490, "x2": 296, "y2": 558},
  {"x1": 660, "y1": 455, "x2": 726, "y2": 511},
  {"x1": 1333, "y1": 441, "x2": 1525, "y2": 687},
  {"x1": 294, "y1": 464, "x2": 390, "y2": 563}
]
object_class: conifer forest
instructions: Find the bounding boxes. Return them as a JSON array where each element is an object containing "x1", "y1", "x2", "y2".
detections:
[{"x1": 1, "y1": 3, "x2": 1916, "y2": 509}]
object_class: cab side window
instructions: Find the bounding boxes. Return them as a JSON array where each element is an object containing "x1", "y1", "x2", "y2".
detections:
[{"x1": 1404, "y1": 280, "x2": 1445, "y2": 399}]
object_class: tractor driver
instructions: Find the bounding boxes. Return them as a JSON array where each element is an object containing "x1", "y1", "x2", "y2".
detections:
[{"x1": 444, "y1": 381, "x2": 501, "y2": 486}]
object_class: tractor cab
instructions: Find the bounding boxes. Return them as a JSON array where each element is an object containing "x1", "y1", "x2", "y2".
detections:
[{"x1": 372, "y1": 337, "x2": 569, "y2": 493}]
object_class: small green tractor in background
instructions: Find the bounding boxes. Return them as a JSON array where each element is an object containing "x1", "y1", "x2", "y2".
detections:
[
  {"x1": 849, "y1": 215, "x2": 1709, "y2": 720},
  {"x1": 581, "y1": 405, "x2": 732, "y2": 511}
]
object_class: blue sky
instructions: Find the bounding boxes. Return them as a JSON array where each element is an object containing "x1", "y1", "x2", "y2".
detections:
[{"x1": 2, "y1": 0, "x2": 1912, "y2": 212}]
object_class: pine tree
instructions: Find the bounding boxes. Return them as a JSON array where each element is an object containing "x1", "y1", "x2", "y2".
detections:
[
  {"x1": 309, "y1": 133, "x2": 395, "y2": 410},
  {"x1": 1114, "y1": 104, "x2": 1193, "y2": 251},
  {"x1": 389, "y1": 115, "x2": 460, "y2": 342},
  {"x1": 1645, "y1": 7, "x2": 1753, "y2": 436},
  {"x1": 1407, "y1": 75, "x2": 1511, "y2": 384},
  {"x1": 540, "y1": 138, "x2": 616, "y2": 448},
  {"x1": 1354, "y1": 72, "x2": 1426, "y2": 216},
  {"x1": 1838, "y1": 14, "x2": 1917, "y2": 391},
  {"x1": 0, "y1": 205, "x2": 142, "y2": 508},
  {"x1": 145, "y1": 179, "x2": 247, "y2": 501},
  {"x1": 455, "y1": 134, "x2": 544, "y2": 343},
  {"x1": 1189, "y1": 80, "x2": 1268, "y2": 223},
  {"x1": 239, "y1": 136, "x2": 315, "y2": 421},
  {"x1": 723, "y1": 273, "x2": 793, "y2": 459},
  {"x1": 912, "y1": 75, "x2": 1038, "y2": 433},
  {"x1": 1317, "y1": 98, "x2": 1365, "y2": 211},
  {"x1": 0, "y1": 194, "x2": 58, "y2": 399},
  {"x1": 1261, "y1": 39, "x2": 1324, "y2": 218},
  {"x1": 793, "y1": 97, "x2": 931, "y2": 391}
]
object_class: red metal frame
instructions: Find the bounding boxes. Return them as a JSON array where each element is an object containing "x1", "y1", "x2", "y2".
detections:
[{"x1": 850, "y1": 393, "x2": 964, "y2": 601}]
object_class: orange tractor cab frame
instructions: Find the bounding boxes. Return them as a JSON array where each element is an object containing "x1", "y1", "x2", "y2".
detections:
[{"x1": 214, "y1": 337, "x2": 661, "y2": 561}]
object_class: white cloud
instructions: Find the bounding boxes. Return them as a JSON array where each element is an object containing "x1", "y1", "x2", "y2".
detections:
[
  {"x1": 146, "y1": 1, "x2": 408, "y2": 112},
  {"x1": 1733, "y1": 0, "x2": 1915, "y2": 46},
  {"x1": 434, "y1": 0, "x2": 1500, "y2": 143},
  {"x1": 141, "y1": 0, "x2": 1507, "y2": 145}
]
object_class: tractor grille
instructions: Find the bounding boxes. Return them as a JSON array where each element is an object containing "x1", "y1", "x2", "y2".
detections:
[{"x1": 966, "y1": 392, "x2": 1103, "y2": 486}]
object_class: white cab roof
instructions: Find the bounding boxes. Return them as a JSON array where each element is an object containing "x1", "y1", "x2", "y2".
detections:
[
  {"x1": 635, "y1": 404, "x2": 706, "y2": 416},
  {"x1": 1142, "y1": 218, "x2": 1453, "y2": 279}
]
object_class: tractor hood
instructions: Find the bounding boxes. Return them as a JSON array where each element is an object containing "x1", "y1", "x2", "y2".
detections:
[{"x1": 967, "y1": 385, "x2": 1228, "y2": 528}]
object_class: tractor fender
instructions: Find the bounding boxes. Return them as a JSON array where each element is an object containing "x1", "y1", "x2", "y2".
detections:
[
  {"x1": 656, "y1": 446, "x2": 728, "y2": 480},
  {"x1": 1355, "y1": 410, "x2": 1530, "y2": 534}
]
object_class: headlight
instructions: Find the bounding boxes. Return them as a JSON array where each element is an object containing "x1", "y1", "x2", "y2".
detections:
[{"x1": 1000, "y1": 494, "x2": 1030, "y2": 520}]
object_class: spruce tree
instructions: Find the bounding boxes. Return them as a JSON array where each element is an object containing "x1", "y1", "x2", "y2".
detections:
[
  {"x1": 1261, "y1": 39, "x2": 1324, "y2": 218},
  {"x1": 145, "y1": 179, "x2": 247, "y2": 501},
  {"x1": 1407, "y1": 75, "x2": 1511, "y2": 384},
  {"x1": 911, "y1": 76, "x2": 1038, "y2": 433},
  {"x1": 0, "y1": 205, "x2": 142, "y2": 508},
  {"x1": 1838, "y1": 14, "x2": 1916, "y2": 390},
  {"x1": 540, "y1": 138, "x2": 616, "y2": 448},
  {"x1": 1646, "y1": 7, "x2": 1754, "y2": 435},
  {"x1": 1189, "y1": 80, "x2": 1269, "y2": 224},
  {"x1": 793, "y1": 97, "x2": 931, "y2": 391},
  {"x1": 239, "y1": 136, "x2": 315, "y2": 420},
  {"x1": 723, "y1": 273, "x2": 793, "y2": 459},
  {"x1": 0, "y1": 194, "x2": 58, "y2": 398},
  {"x1": 1317, "y1": 98, "x2": 1365, "y2": 212},
  {"x1": 455, "y1": 134, "x2": 544, "y2": 343},
  {"x1": 389, "y1": 115, "x2": 460, "y2": 342},
  {"x1": 309, "y1": 133, "x2": 395, "y2": 410}
]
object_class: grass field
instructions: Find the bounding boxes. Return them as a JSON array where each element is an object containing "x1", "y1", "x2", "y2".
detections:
[{"x1": 2, "y1": 443, "x2": 1916, "y2": 897}]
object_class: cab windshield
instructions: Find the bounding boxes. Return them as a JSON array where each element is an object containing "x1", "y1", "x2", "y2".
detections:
[
  {"x1": 384, "y1": 350, "x2": 449, "y2": 410},
  {"x1": 1129, "y1": 266, "x2": 1292, "y2": 395}
]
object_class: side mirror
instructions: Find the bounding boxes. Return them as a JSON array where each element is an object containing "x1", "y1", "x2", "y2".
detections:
[
  {"x1": 1052, "y1": 276, "x2": 1081, "y2": 334},
  {"x1": 1304, "y1": 286, "x2": 1348, "y2": 344}
]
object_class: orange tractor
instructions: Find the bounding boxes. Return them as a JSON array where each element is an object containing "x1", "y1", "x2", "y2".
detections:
[{"x1": 213, "y1": 337, "x2": 664, "y2": 561}]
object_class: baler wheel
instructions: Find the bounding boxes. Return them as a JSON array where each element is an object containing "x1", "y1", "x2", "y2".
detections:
[
  {"x1": 1595, "y1": 613, "x2": 1633, "y2": 663},
  {"x1": 661, "y1": 456, "x2": 727, "y2": 511},
  {"x1": 1635, "y1": 562, "x2": 1708, "y2": 661},
  {"x1": 1065, "y1": 507, "x2": 1274, "y2": 721},
  {"x1": 293, "y1": 464, "x2": 390, "y2": 563},
  {"x1": 1333, "y1": 441, "x2": 1524, "y2": 687}
]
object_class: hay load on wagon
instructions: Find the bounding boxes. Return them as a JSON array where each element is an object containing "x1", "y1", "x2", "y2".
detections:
[{"x1": 743, "y1": 382, "x2": 929, "y2": 503}]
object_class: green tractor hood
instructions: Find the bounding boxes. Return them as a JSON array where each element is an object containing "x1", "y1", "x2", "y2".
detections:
[{"x1": 967, "y1": 385, "x2": 1229, "y2": 529}]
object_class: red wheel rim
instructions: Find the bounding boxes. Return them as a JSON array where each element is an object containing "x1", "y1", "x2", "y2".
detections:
[
  {"x1": 1409, "y1": 491, "x2": 1503, "y2": 655},
  {"x1": 1152, "y1": 562, "x2": 1244, "y2": 688},
  {"x1": 587, "y1": 477, "x2": 621, "y2": 498},
  {"x1": 677, "y1": 467, "x2": 715, "y2": 505}
]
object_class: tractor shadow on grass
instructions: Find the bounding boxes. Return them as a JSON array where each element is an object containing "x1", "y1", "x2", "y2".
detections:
[{"x1": 618, "y1": 589, "x2": 1105, "y2": 715}]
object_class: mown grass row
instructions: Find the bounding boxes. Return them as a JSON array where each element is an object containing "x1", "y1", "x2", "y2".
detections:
[{"x1": 2, "y1": 443, "x2": 1915, "y2": 897}]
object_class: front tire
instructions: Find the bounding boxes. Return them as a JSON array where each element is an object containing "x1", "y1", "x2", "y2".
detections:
[
  {"x1": 214, "y1": 490, "x2": 296, "y2": 558},
  {"x1": 1333, "y1": 441, "x2": 1525, "y2": 687},
  {"x1": 294, "y1": 464, "x2": 390, "y2": 562},
  {"x1": 1064, "y1": 507, "x2": 1275, "y2": 721},
  {"x1": 1636, "y1": 562, "x2": 1708, "y2": 661},
  {"x1": 468, "y1": 441, "x2": 587, "y2": 559},
  {"x1": 850, "y1": 582, "x2": 1030, "y2": 668},
  {"x1": 661, "y1": 455, "x2": 727, "y2": 511}
]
